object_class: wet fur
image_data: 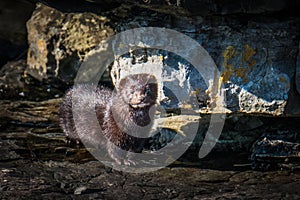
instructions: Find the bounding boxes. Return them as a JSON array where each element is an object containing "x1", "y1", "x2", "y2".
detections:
[{"x1": 59, "y1": 74, "x2": 158, "y2": 164}]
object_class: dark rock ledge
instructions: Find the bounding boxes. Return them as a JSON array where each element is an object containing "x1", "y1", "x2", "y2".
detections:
[{"x1": 1, "y1": 159, "x2": 300, "y2": 199}]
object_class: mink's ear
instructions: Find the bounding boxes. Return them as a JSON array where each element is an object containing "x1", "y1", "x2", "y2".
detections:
[{"x1": 146, "y1": 74, "x2": 157, "y2": 85}]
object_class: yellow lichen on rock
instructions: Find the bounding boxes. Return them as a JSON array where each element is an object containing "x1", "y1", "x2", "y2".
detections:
[
  {"x1": 221, "y1": 45, "x2": 236, "y2": 83},
  {"x1": 62, "y1": 13, "x2": 114, "y2": 54},
  {"x1": 25, "y1": 3, "x2": 115, "y2": 80},
  {"x1": 220, "y1": 44, "x2": 256, "y2": 83},
  {"x1": 242, "y1": 44, "x2": 256, "y2": 67}
]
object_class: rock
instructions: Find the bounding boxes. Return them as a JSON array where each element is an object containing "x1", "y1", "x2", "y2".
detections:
[
  {"x1": 1, "y1": 159, "x2": 300, "y2": 199},
  {"x1": 74, "y1": 186, "x2": 87, "y2": 195},
  {"x1": 233, "y1": 116, "x2": 264, "y2": 131},
  {"x1": 26, "y1": 3, "x2": 114, "y2": 83},
  {"x1": 0, "y1": 140, "x2": 22, "y2": 161},
  {"x1": 1, "y1": 98, "x2": 299, "y2": 171},
  {"x1": 121, "y1": 0, "x2": 299, "y2": 16},
  {"x1": 107, "y1": 15, "x2": 298, "y2": 116},
  {"x1": 183, "y1": 0, "x2": 289, "y2": 15},
  {"x1": 0, "y1": 60, "x2": 30, "y2": 100},
  {"x1": 250, "y1": 130, "x2": 300, "y2": 170},
  {"x1": 0, "y1": 98, "x2": 61, "y2": 127},
  {"x1": 0, "y1": 60, "x2": 64, "y2": 100}
]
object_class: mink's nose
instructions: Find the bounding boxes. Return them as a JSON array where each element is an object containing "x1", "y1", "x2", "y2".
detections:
[{"x1": 130, "y1": 91, "x2": 145, "y2": 105}]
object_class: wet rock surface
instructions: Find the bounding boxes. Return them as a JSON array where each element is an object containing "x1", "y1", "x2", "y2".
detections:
[
  {"x1": 1, "y1": 159, "x2": 300, "y2": 199},
  {"x1": 251, "y1": 130, "x2": 300, "y2": 171},
  {"x1": 1, "y1": 99, "x2": 299, "y2": 166},
  {"x1": 1, "y1": 123, "x2": 300, "y2": 199},
  {"x1": 0, "y1": 99, "x2": 299, "y2": 199},
  {"x1": 0, "y1": 60, "x2": 64, "y2": 101}
]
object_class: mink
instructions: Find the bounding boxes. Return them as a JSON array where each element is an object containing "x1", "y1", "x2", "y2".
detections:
[{"x1": 59, "y1": 73, "x2": 158, "y2": 165}]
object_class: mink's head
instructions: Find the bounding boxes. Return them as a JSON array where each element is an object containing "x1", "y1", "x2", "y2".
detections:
[{"x1": 118, "y1": 73, "x2": 158, "y2": 109}]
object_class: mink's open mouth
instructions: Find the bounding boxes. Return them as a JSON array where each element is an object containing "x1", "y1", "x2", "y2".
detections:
[{"x1": 130, "y1": 102, "x2": 150, "y2": 108}]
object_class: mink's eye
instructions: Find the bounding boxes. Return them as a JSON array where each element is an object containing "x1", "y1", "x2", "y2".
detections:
[{"x1": 127, "y1": 86, "x2": 134, "y2": 95}]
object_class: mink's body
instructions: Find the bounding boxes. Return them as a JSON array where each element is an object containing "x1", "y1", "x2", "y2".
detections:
[{"x1": 59, "y1": 74, "x2": 158, "y2": 164}]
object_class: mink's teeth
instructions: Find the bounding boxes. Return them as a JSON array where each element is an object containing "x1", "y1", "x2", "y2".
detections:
[{"x1": 131, "y1": 103, "x2": 150, "y2": 108}]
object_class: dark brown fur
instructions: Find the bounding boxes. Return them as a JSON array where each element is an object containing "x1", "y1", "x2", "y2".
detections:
[{"x1": 59, "y1": 74, "x2": 158, "y2": 164}]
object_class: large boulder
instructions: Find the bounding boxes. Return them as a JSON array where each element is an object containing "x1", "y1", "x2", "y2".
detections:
[
  {"x1": 26, "y1": 3, "x2": 114, "y2": 83},
  {"x1": 108, "y1": 13, "x2": 299, "y2": 116}
]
